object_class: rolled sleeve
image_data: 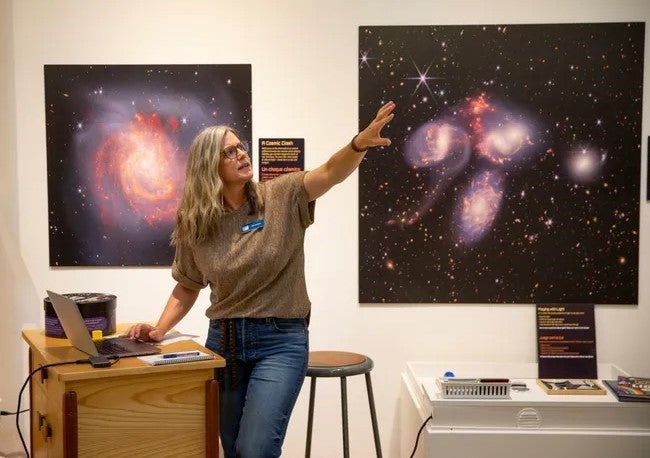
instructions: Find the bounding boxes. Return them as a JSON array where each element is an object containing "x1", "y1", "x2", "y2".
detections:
[
  {"x1": 171, "y1": 243, "x2": 207, "y2": 291},
  {"x1": 299, "y1": 199, "x2": 315, "y2": 228},
  {"x1": 294, "y1": 171, "x2": 315, "y2": 228}
]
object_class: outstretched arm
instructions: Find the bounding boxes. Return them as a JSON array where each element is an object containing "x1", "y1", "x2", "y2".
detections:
[{"x1": 304, "y1": 101, "x2": 395, "y2": 202}]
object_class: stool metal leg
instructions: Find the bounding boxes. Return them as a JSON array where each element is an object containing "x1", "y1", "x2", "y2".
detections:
[
  {"x1": 340, "y1": 376, "x2": 350, "y2": 458},
  {"x1": 365, "y1": 372, "x2": 383, "y2": 457},
  {"x1": 305, "y1": 377, "x2": 317, "y2": 458}
]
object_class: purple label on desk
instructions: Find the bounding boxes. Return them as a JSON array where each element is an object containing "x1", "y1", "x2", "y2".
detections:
[{"x1": 45, "y1": 316, "x2": 107, "y2": 337}]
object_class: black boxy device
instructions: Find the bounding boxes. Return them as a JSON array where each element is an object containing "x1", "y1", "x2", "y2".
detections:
[{"x1": 44, "y1": 293, "x2": 116, "y2": 338}]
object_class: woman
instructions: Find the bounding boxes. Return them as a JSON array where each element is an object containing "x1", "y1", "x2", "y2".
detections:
[{"x1": 124, "y1": 101, "x2": 395, "y2": 457}]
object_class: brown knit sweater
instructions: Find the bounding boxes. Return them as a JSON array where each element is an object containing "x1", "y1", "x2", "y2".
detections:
[{"x1": 172, "y1": 171, "x2": 315, "y2": 319}]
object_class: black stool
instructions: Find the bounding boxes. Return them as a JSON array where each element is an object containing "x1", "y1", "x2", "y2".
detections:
[{"x1": 305, "y1": 351, "x2": 382, "y2": 458}]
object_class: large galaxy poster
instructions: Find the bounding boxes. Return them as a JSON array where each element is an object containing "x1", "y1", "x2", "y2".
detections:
[
  {"x1": 359, "y1": 23, "x2": 643, "y2": 304},
  {"x1": 46, "y1": 64, "x2": 251, "y2": 266}
]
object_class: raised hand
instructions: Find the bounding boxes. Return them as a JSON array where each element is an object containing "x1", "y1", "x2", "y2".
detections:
[{"x1": 354, "y1": 101, "x2": 395, "y2": 150}]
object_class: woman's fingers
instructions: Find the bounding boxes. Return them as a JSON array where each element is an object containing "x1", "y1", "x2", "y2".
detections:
[
  {"x1": 357, "y1": 101, "x2": 395, "y2": 149},
  {"x1": 376, "y1": 100, "x2": 395, "y2": 117},
  {"x1": 122, "y1": 323, "x2": 154, "y2": 340},
  {"x1": 376, "y1": 112, "x2": 395, "y2": 128},
  {"x1": 368, "y1": 113, "x2": 394, "y2": 141}
]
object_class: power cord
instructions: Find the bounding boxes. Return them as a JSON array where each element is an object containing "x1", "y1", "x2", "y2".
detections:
[
  {"x1": 409, "y1": 414, "x2": 432, "y2": 458},
  {"x1": 16, "y1": 360, "x2": 83, "y2": 457},
  {"x1": 0, "y1": 409, "x2": 29, "y2": 415},
  {"x1": 15, "y1": 357, "x2": 118, "y2": 458}
]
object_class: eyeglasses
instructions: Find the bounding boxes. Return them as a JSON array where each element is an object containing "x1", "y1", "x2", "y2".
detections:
[{"x1": 221, "y1": 141, "x2": 249, "y2": 159}]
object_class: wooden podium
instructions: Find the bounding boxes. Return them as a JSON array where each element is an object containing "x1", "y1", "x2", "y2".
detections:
[{"x1": 22, "y1": 327, "x2": 225, "y2": 458}]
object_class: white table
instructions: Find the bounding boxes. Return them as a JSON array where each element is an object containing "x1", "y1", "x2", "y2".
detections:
[{"x1": 400, "y1": 362, "x2": 650, "y2": 458}]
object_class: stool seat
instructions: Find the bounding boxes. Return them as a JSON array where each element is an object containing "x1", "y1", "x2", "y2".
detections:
[
  {"x1": 305, "y1": 350, "x2": 382, "y2": 458},
  {"x1": 307, "y1": 351, "x2": 373, "y2": 377}
]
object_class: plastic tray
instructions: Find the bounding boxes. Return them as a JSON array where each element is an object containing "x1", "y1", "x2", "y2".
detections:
[{"x1": 437, "y1": 378, "x2": 511, "y2": 399}]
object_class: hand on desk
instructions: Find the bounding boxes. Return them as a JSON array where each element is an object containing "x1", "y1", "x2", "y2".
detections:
[{"x1": 122, "y1": 323, "x2": 165, "y2": 342}]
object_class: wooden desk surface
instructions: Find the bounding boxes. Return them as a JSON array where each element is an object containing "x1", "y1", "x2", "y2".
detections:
[
  {"x1": 23, "y1": 324, "x2": 223, "y2": 457},
  {"x1": 22, "y1": 325, "x2": 225, "y2": 381}
]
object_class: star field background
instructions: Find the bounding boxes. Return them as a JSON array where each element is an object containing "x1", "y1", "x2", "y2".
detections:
[
  {"x1": 358, "y1": 23, "x2": 644, "y2": 304},
  {"x1": 46, "y1": 64, "x2": 251, "y2": 266}
]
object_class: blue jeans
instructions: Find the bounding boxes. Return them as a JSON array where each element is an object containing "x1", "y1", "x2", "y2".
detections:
[{"x1": 205, "y1": 317, "x2": 309, "y2": 458}]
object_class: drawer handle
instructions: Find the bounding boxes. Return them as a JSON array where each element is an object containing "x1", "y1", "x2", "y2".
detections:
[{"x1": 37, "y1": 412, "x2": 53, "y2": 439}]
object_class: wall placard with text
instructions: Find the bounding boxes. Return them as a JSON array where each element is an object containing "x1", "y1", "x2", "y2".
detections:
[
  {"x1": 259, "y1": 138, "x2": 304, "y2": 182},
  {"x1": 536, "y1": 303, "x2": 597, "y2": 379}
]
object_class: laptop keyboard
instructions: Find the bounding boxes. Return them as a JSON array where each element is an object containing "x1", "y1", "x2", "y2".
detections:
[{"x1": 95, "y1": 339, "x2": 127, "y2": 355}]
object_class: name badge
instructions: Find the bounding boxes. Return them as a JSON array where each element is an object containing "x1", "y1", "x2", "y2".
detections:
[{"x1": 241, "y1": 219, "x2": 265, "y2": 234}]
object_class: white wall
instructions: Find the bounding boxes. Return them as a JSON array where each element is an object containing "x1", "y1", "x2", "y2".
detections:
[
  {"x1": 1, "y1": 0, "x2": 43, "y2": 454},
  {"x1": 2, "y1": 0, "x2": 649, "y2": 456}
]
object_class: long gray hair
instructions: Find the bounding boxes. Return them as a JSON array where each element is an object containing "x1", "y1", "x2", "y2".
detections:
[{"x1": 171, "y1": 125, "x2": 260, "y2": 246}]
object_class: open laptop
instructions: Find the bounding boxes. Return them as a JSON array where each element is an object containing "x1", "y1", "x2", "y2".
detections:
[{"x1": 47, "y1": 290, "x2": 160, "y2": 358}]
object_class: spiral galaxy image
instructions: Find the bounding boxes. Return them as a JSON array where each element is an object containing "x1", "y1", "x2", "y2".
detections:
[
  {"x1": 46, "y1": 65, "x2": 251, "y2": 266},
  {"x1": 359, "y1": 23, "x2": 643, "y2": 304}
]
